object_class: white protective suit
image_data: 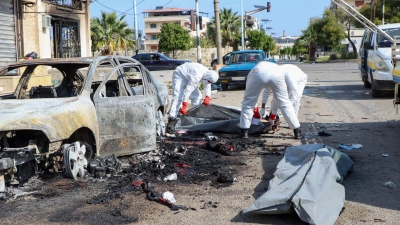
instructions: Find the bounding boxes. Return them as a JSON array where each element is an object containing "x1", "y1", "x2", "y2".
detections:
[
  {"x1": 169, "y1": 62, "x2": 219, "y2": 118},
  {"x1": 262, "y1": 64, "x2": 308, "y2": 116},
  {"x1": 240, "y1": 61, "x2": 300, "y2": 129}
]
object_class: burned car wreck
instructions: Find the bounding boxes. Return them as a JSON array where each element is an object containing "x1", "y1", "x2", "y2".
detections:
[{"x1": 0, "y1": 56, "x2": 169, "y2": 189}]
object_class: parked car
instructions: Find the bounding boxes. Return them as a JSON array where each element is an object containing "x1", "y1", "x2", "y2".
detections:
[
  {"x1": 0, "y1": 56, "x2": 169, "y2": 187},
  {"x1": 210, "y1": 52, "x2": 232, "y2": 67},
  {"x1": 218, "y1": 50, "x2": 274, "y2": 90},
  {"x1": 132, "y1": 52, "x2": 190, "y2": 71}
]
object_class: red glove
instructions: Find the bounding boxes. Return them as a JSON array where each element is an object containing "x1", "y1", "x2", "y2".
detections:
[
  {"x1": 179, "y1": 102, "x2": 189, "y2": 115},
  {"x1": 202, "y1": 96, "x2": 211, "y2": 106}
]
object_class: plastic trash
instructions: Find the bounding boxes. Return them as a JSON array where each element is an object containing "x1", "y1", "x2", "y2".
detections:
[
  {"x1": 383, "y1": 181, "x2": 396, "y2": 189},
  {"x1": 338, "y1": 144, "x2": 363, "y2": 150},
  {"x1": 162, "y1": 191, "x2": 176, "y2": 203},
  {"x1": 163, "y1": 173, "x2": 177, "y2": 182}
]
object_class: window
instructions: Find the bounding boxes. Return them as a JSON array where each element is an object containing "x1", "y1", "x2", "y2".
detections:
[
  {"x1": 150, "y1": 24, "x2": 156, "y2": 28},
  {"x1": 151, "y1": 35, "x2": 158, "y2": 40}
]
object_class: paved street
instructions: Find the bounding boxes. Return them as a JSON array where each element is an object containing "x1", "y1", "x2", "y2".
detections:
[{"x1": 0, "y1": 61, "x2": 399, "y2": 225}]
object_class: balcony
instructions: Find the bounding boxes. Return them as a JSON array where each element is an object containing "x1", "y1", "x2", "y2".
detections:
[
  {"x1": 43, "y1": 0, "x2": 83, "y2": 10},
  {"x1": 143, "y1": 28, "x2": 161, "y2": 34},
  {"x1": 144, "y1": 15, "x2": 188, "y2": 23},
  {"x1": 144, "y1": 39, "x2": 159, "y2": 45}
]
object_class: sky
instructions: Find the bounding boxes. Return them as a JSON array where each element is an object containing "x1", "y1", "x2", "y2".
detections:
[{"x1": 90, "y1": 0, "x2": 331, "y2": 37}]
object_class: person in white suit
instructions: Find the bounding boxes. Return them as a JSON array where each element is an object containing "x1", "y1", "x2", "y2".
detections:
[
  {"x1": 239, "y1": 61, "x2": 301, "y2": 139},
  {"x1": 166, "y1": 62, "x2": 219, "y2": 134},
  {"x1": 260, "y1": 64, "x2": 308, "y2": 118}
]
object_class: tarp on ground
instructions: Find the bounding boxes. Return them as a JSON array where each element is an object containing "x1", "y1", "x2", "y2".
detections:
[
  {"x1": 243, "y1": 144, "x2": 354, "y2": 225},
  {"x1": 175, "y1": 104, "x2": 269, "y2": 135}
]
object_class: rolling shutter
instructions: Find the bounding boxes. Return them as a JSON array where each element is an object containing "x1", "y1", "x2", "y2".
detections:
[{"x1": 0, "y1": 0, "x2": 16, "y2": 68}]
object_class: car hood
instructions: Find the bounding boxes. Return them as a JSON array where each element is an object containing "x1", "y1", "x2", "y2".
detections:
[
  {"x1": 0, "y1": 95, "x2": 98, "y2": 142},
  {"x1": 219, "y1": 62, "x2": 257, "y2": 72}
]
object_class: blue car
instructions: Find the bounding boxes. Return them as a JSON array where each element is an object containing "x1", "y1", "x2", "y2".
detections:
[{"x1": 218, "y1": 50, "x2": 275, "y2": 90}]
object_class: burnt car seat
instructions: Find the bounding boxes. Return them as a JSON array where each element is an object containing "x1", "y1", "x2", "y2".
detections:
[{"x1": 29, "y1": 85, "x2": 58, "y2": 98}]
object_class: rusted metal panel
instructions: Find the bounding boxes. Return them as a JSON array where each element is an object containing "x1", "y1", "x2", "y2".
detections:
[{"x1": 0, "y1": 91, "x2": 99, "y2": 143}]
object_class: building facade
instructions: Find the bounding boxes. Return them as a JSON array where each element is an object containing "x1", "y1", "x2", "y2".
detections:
[
  {"x1": 0, "y1": 0, "x2": 91, "y2": 94},
  {"x1": 142, "y1": 7, "x2": 209, "y2": 51}
]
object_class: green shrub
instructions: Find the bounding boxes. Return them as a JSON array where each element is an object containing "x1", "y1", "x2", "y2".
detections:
[
  {"x1": 347, "y1": 52, "x2": 356, "y2": 59},
  {"x1": 330, "y1": 54, "x2": 339, "y2": 60},
  {"x1": 304, "y1": 54, "x2": 309, "y2": 61}
]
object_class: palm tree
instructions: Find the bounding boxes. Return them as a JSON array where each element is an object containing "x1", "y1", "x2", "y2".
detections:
[
  {"x1": 207, "y1": 8, "x2": 241, "y2": 50},
  {"x1": 91, "y1": 11, "x2": 135, "y2": 55}
]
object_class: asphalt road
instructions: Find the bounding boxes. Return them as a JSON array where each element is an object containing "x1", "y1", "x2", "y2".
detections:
[
  {"x1": 1, "y1": 61, "x2": 399, "y2": 225},
  {"x1": 146, "y1": 61, "x2": 400, "y2": 224}
]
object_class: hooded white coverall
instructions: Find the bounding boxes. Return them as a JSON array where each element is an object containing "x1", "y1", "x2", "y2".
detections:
[
  {"x1": 262, "y1": 64, "x2": 308, "y2": 116},
  {"x1": 169, "y1": 62, "x2": 217, "y2": 119},
  {"x1": 240, "y1": 61, "x2": 300, "y2": 129}
]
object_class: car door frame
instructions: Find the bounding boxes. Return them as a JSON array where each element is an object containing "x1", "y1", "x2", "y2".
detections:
[{"x1": 93, "y1": 62, "x2": 157, "y2": 156}]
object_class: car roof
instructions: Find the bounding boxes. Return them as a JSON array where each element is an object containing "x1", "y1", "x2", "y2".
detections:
[
  {"x1": 0, "y1": 56, "x2": 138, "y2": 72},
  {"x1": 378, "y1": 23, "x2": 400, "y2": 29},
  {"x1": 231, "y1": 50, "x2": 264, "y2": 54}
]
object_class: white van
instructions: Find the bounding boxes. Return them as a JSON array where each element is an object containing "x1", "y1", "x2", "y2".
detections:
[{"x1": 358, "y1": 23, "x2": 400, "y2": 97}]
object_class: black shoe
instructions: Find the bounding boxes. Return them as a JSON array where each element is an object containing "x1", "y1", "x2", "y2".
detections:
[
  {"x1": 166, "y1": 118, "x2": 179, "y2": 134},
  {"x1": 239, "y1": 129, "x2": 248, "y2": 139},
  {"x1": 294, "y1": 128, "x2": 302, "y2": 139}
]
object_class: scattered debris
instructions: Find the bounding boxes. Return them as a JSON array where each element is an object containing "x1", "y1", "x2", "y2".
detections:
[
  {"x1": 374, "y1": 218, "x2": 387, "y2": 222},
  {"x1": 383, "y1": 181, "x2": 396, "y2": 189},
  {"x1": 162, "y1": 191, "x2": 176, "y2": 203},
  {"x1": 143, "y1": 182, "x2": 188, "y2": 211},
  {"x1": 318, "y1": 112, "x2": 334, "y2": 116},
  {"x1": 318, "y1": 131, "x2": 332, "y2": 136},
  {"x1": 163, "y1": 173, "x2": 177, "y2": 182},
  {"x1": 382, "y1": 154, "x2": 390, "y2": 157},
  {"x1": 88, "y1": 154, "x2": 122, "y2": 178},
  {"x1": 338, "y1": 144, "x2": 363, "y2": 150}
]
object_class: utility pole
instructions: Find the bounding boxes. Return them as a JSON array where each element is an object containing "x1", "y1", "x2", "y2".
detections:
[
  {"x1": 195, "y1": 0, "x2": 202, "y2": 63},
  {"x1": 133, "y1": 0, "x2": 139, "y2": 55},
  {"x1": 214, "y1": 0, "x2": 222, "y2": 65},
  {"x1": 382, "y1": 0, "x2": 385, "y2": 25},
  {"x1": 240, "y1": 0, "x2": 244, "y2": 50}
]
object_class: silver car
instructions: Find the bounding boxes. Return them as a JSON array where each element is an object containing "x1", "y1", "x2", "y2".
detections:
[{"x1": 0, "y1": 56, "x2": 169, "y2": 187}]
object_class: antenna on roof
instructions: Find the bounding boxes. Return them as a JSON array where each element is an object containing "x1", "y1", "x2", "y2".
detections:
[{"x1": 156, "y1": 6, "x2": 163, "y2": 10}]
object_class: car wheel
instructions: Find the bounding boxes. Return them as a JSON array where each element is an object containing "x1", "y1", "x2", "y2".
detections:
[
  {"x1": 173, "y1": 65, "x2": 178, "y2": 70},
  {"x1": 362, "y1": 69, "x2": 371, "y2": 88},
  {"x1": 63, "y1": 141, "x2": 93, "y2": 179},
  {"x1": 363, "y1": 77, "x2": 371, "y2": 88},
  {"x1": 211, "y1": 61, "x2": 216, "y2": 67},
  {"x1": 221, "y1": 84, "x2": 228, "y2": 91},
  {"x1": 370, "y1": 75, "x2": 381, "y2": 98},
  {"x1": 156, "y1": 110, "x2": 165, "y2": 137}
]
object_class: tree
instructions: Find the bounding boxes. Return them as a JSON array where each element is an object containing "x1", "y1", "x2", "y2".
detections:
[
  {"x1": 91, "y1": 11, "x2": 135, "y2": 55},
  {"x1": 333, "y1": 8, "x2": 359, "y2": 58},
  {"x1": 292, "y1": 38, "x2": 308, "y2": 59},
  {"x1": 158, "y1": 23, "x2": 191, "y2": 59},
  {"x1": 300, "y1": 9, "x2": 345, "y2": 60},
  {"x1": 191, "y1": 36, "x2": 216, "y2": 48},
  {"x1": 206, "y1": 8, "x2": 241, "y2": 50},
  {"x1": 247, "y1": 29, "x2": 267, "y2": 50},
  {"x1": 263, "y1": 35, "x2": 276, "y2": 57}
]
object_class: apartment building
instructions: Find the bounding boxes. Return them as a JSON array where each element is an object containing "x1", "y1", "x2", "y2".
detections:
[{"x1": 142, "y1": 6, "x2": 209, "y2": 51}]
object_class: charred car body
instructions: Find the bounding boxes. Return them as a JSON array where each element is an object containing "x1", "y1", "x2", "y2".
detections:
[{"x1": 0, "y1": 56, "x2": 169, "y2": 188}]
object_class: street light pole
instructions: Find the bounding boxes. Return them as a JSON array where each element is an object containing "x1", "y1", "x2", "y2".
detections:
[
  {"x1": 240, "y1": 0, "x2": 244, "y2": 50},
  {"x1": 214, "y1": 0, "x2": 222, "y2": 65},
  {"x1": 133, "y1": 0, "x2": 139, "y2": 54},
  {"x1": 195, "y1": 0, "x2": 202, "y2": 63}
]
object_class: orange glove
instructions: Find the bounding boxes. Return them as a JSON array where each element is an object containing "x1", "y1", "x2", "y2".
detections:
[
  {"x1": 179, "y1": 102, "x2": 189, "y2": 115},
  {"x1": 202, "y1": 96, "x2": 211, "y2": 106}
]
